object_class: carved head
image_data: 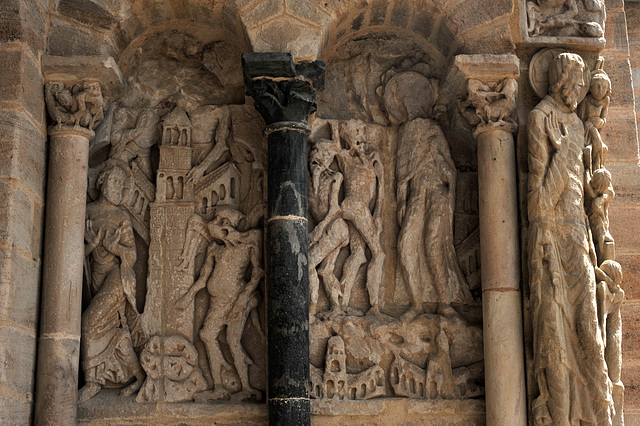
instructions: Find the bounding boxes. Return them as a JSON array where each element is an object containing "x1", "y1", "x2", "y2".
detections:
[
  {"x1": 97, "y1": 166, "x2": 126, "y2": 206},
  {"x1": 591, "y1": 168, "x2": 612, "y2": 194},
  {"x1": 589, "y1": 72, "x2": 611, "y2": 101},
  {"x1": 548, "y1": 53, "x2": 586, "y2": 111},
  {"x1": 600, "y1": 260, "x2": 622, "y2": 285},
  {"x1": 339, "y1": 121, "x2": 368, "y2": 155},
  {"x1": 209, "y1": 206, "x2": 244, "y2": 243},
  {"x1": 83, "y1": 81, "x2": 102, "y2": 97}
]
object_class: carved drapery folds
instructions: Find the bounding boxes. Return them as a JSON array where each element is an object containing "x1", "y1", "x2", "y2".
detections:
[
  {"x1": 307, "y1": 46, "x2": 484, "y2": 404},
  {"x1": 526, "y1": 50, "x2": 623, "y2": 425}
]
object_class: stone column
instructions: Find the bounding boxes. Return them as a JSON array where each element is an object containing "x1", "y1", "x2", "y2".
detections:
[
  {"x1": 242, "y1": 52, "x2": 324, "y2": 426},
  {"x1": 34, "y1": 71, "x2": 114, "y2": 425},
  {"x1": 456, "y1": 55, "x2": 527, "y2": 426},
  {"x1": 34, "y1": 124, "x2": 94, "y2": 425}
]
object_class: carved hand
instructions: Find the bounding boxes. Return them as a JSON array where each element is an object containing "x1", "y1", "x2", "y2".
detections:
[
  {"x1": 186, "y1": 164, "x2": 206, "y2": 184},
  {"x1": 104, "y1": 226, "x2": 123, "y2": 255},
  {"x1": 544, "y1": 111, "x2": 567, "y2": 150}
]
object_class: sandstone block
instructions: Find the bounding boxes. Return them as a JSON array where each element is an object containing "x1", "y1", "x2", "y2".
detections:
[
  {"x1": 0, "y1": 395, "x2": 32, "y2": 425},
  {"x1": 249, "y1": 18, "x2": 323, "y2": 60},
  {"x1": 242, "y1": 0, "x2": 282, "y2": 29},
  {"x1": 0, "y1": 180, "x2": 34, "y2": 256},
  {"x1": 0, "y1": 111, "x2": 46, "y2": 200},
  {"x1": 48, "y1": 16, "x2": 118, "y2": 58},
  {"x1": 412, "y1": 6, "x2": 440, "y2": 41},
  {"x1": 607, "y1": 162, "x2": 640, "y2": 205},
  {"x1": 0, "y1": 47, "x2": 44, "y2": 126},
  {"x1": 605, "y1": 10, "x2": 631, "y2": 52},
  {"x1": 285, "y1": 0, "x2": 331, "y2": 30},
  {"x1": 448, "y1": 0, "x2": 512, "y2": 35},
  {"x1": 0, "y1": 326, "x2": 37, "y2": 395},
  {"x1": 616, "y1": 254, "x2": 640, "y2": 300},
  {"x1": 602, "y1": 54, "x2": 635, "y2": 105},
  {"x1": 609, "y1": 205, "x2": 640, "y2": 252},
  {"x1": 0, "y1": 0, "x2": 45, "y2": 53},
  {"x1": 57, "y1": 0, "x2": 118, "y2": 30},
  {"x1": 601, "y1": 107, "x2": 639, "y2": 162},
  {"x1": 0, "y1": 246, "x2": 40, "y2": 331},
  {"x1": 458, "y1": 20, "x2": 515, "y2": 55}
]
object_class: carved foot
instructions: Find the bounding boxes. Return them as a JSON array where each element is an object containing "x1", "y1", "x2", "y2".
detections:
[
  {"x1": 194, "y1": 387, "x2": 230, "y2": 402},
  {"x1": 120, "y1": 377, "x2": 144, "y2": 398},
  {"x1": 78, "y1": 383, "x2": 101, "y2": 404},
  {"x1": 230, "y1": 388, "x2": 261, "y2": 402}
]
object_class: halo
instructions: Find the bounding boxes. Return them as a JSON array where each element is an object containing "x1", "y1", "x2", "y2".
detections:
[{"x1": 529, "y1": 48, "x2": 591, "y2": 100}]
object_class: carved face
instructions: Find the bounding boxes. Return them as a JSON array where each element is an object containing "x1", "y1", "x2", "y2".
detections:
[
  {"x1": 590, "y1": 77, "x2": 610, "y2": 100},
  {"x1": 341, "y1": 124, "x2": 367, "y2": 155},
  {"x1": 101, "y1": 168, "x2": 126, "y2": 206},
  {"x1": 84, "y1": 82, "x2": 102, "y2": 97},
  {"x1": 560, "y1": 66, "x2": 585, "y2": 111},
  {"x1": 55, "y1": 91, "x2": 73, "y2": 108}
]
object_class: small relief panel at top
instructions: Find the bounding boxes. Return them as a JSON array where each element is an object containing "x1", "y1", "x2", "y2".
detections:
[{"x1": 521, "y1": 0, "x2": 606, "y2": 47}]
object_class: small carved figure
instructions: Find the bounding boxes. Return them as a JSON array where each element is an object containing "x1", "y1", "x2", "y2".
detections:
[
  {"x1": 585, "y1": 168, "x2": 615, "y2": 264},
  {"x1": 177, "y1": 207, "x2": 263, "y2": 401},
  {"x1": 461, "y1": 78, "x2": 517, "y2": 128},
  {"x1": 45, "y1": 82, "x2": 76, "y2": 126},
  {"x1": 110, "y1": 110, "x2": 160, "y2": 181},
  {"x1": 187, "y1": 106, "x2": 231, "y2": 184},
  {"x1": 74, "y1": 81, "x2": 106, "y2": 130},
  {"x1": 79, "y1": 166, "x2": 145, "y2": 403},
  {"x1": 595, "y1": 260, "x2": 624, "y2": 425},
  {"x1": 308, "y1": 130, "x2": 349, "y2": 319},
  {"x1": 579, "y1": 60, "x2": 611, "y2": 172},
  {"x1": 334, "y1": 121, "x2": 385, "y2": 315},
  {"x1": 527, "y1": 52, "x2": 614, "y2": 425},
  {"x1": 526, "y1": 0, "x2": 604, "y2": 38}
]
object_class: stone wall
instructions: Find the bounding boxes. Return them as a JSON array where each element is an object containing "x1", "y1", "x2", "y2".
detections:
[
  {"x1": 0, "y1": 0, "x2": 638, "y2": 424},
  {"x1": 0, "y1": 0, "x2": 48, "y2": 424}
]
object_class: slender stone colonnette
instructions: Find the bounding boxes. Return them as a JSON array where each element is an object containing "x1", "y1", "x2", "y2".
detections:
[{"x1": 242, "y1": 52, "x2": 325, "y2": 426}]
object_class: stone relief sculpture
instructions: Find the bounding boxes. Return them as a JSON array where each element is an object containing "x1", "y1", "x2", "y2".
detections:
[
  {"x1": 526, "y1": 0, "x2": 605, "y2": 38},
  {"x1": 177, "y1": 207, "x2": 263, "y2": 401},
  {"x1": 309, "y1": 120, "x2": 385, "y2": 318},
  {"x1": 527, "y1": 51, "x2": 621, "y2": 425},
  {"x1": 79, "y1": 165, "x2": 145, "y2": 403},
  {"x1": 45, "y1": 81, "x2": 106, "y2": 130},
  {"x1": 460, "y1": 78, "x2": 518, "y2": 135},
  {"x1": 309, "y1": 58, "x2": 482, "y2": 402}
]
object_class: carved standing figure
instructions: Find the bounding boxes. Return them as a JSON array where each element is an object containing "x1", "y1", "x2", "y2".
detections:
[
  {"x1": 527, "y1": 52, "x2": 615, "y2": 425},
  {"x1": 73, "y1": 81, "x2": 106, "y2": 130},
  {"x1": 79, "y1": 166, "x2": 145, "y2": 403},
  {"x1": 308, "y1": 129, "x2": 349, "y2": 318},
  {"x1": 110, "y1": 110, "x2": 160, "y2": 181},
  {"x1": 334, "y1": 120, "x2": 385, "y2": 315},
  {"x1": 579, "y1": 60, "x2": 611, "y2": 173},
  {"x1": 177, "y1": 207, "x2": 263, "y2": 401},
  {"x1": 396, "y1": 118, "x2": 471, "y2": 309}
]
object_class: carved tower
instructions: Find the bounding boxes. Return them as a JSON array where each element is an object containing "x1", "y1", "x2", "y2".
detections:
[{"x1": 145, "y1": 107, "x2": 196, "y2": 340}]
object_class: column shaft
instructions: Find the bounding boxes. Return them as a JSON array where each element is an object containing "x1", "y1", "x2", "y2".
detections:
[
  {"x1": 34, "y1": 128, "x2": 91, "y2": 425},
  {"x1": 267, "y1": 129, "x2": 310, "y2": 424},
  {"x1": 477, "y1": 128, "x2": 526, "y2": 426}
]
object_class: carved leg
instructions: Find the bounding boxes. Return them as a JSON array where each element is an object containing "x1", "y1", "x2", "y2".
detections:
[
  {"x1": 340, "y1": 228, "x2": 367, "y2": 308},
  {"x1": 199, "y1": 320, "x2": 229, "y2": 400},
  {"x1": 78, "y1": 382, "x2": 102, "y2": 404},
  {"x1": 227, "y1": 318, "x2": 260, "y2": 401}
]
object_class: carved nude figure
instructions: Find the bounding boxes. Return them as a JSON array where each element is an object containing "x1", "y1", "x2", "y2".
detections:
[
  {"x1": 110, "y1": 110, "x2": 160, "y2": 180},
  {"x1": 74, "y1": 81, "x2": 105, "y2": 130},
  {"x1": 177, "y1": 207, "x2": 262, "y2": 401},
  {"x1": 45, "y1": 82, "x2": 76, "y2": 126},
  {"x1": 79, "y1": 166, "x2": 145, "y2": 403},
  {"x1": 308, "y1": 130, "x2": 349, "y2": 318},
  {"x1": 527, "y1": 52, "x2": 614, "y2": 425},
  {"x1": 586, "y1": 168, "x2": 615, "y2": 264},
  {"x1": 334, "y1": 120, "x2": 385, "y2": 315},
  {"x1": 595, "y1": 260, "x2": 625, "y2": 425}
]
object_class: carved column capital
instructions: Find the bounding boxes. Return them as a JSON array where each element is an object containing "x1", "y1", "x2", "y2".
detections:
[
  {"x1": 461, "y1": 77, "x2": 519, "y2": 138},
  {"x1": 242, "y1": 52, "x2": 325, "y2": 132}
]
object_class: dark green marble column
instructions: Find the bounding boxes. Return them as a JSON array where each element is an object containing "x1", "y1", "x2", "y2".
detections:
[{"x1": 242, "y1": 52, "x2": 324, "y2": 426}]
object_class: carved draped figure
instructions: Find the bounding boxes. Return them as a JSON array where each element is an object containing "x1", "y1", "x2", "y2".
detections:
[
  {"x1": 527, "y1": 96, "x2": 614, "y2": 425},
  {"x1": 81, "y1": 203, "x2": 141, "y2": 389}
]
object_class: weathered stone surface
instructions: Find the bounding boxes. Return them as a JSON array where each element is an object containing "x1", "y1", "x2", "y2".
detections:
[
  {"x1": 0, "y1": 0, "x2": 45, "y2": 52},
  {"x1": 0, "y1": 48, "x2": 44, "y2": 126},
  {"x1": 0, "y1": 246, "x2": 40, "y2": 331},
  {"x1": 0, "y1": 111, "x2": 46, "y2": 200},
  {"x1": 0, "y1": 326, "x2": 37, "y2": 395},
  {"x1": 0, "y1": 394, "x2": 33, "y2": 426},
  {"x1": 48, "y1": 16, "x2": 118, "y2": 58},
  {"x1": 0, "y1": 180, "x2": 34, "y2": 255},
  {"x1": 57, "y1": 0, "x2": 118, "y2": 30},
  {"x1": 43, "y1": 56, "x2": 124, "y2": 100}
]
